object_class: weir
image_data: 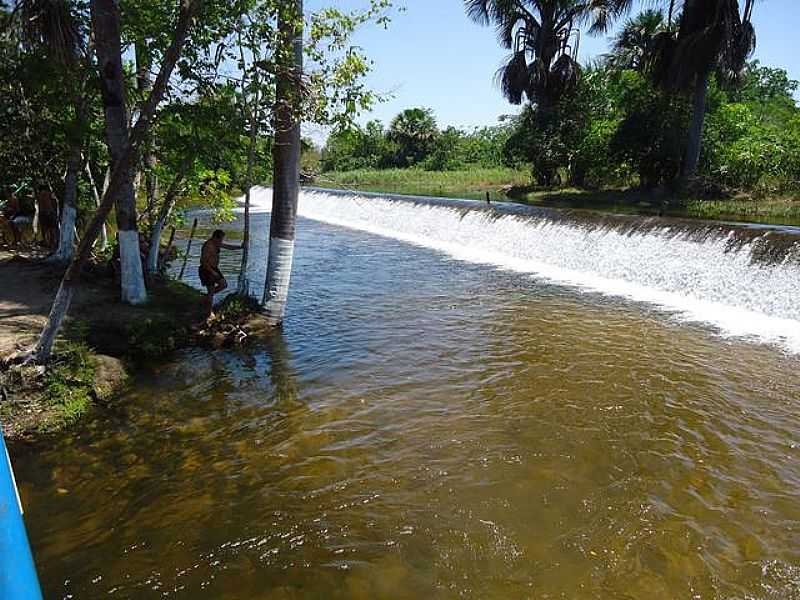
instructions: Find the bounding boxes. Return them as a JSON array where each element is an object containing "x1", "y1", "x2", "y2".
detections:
[{"x1": 247, "y1": 187, "x2": 800, "y2": 352}]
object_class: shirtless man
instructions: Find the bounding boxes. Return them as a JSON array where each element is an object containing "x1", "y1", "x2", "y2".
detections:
[{"x1": 199, "y1": 229, "x2": 242, "y2": 319}]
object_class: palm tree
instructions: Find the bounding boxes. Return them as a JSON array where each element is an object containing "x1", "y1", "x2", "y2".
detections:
[
  {"x1": 465, "y1": 0, "x2": 625, "y2": 109},
  {"x1": 612, "y1": 0, "x2": 757, "y2": 183},
  {"x1": 605, "y1": 9, "x2": 666, "y2": 71},
  {"x1": 465, "y1": 0, "x2": 627, "y2": 185},
  {"x1": 263, "y1": 0, "x2": 303, "y2": 324},
  {"x1": 388, "y1": 107, "x2": 438, "y2": 166}
]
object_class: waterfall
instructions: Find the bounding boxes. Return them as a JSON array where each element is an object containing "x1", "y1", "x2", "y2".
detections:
[{"x1": 247, "y1": 187, "x2": 800, "y2": 353}]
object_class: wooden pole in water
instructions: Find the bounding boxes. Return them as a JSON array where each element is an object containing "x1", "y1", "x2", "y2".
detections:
[
  {"x1": 178, "y1": 218, "x2": 198, "y2": 280},
  {"x1": 160, "y1": 226, "x2": 177, "y2": 272}
]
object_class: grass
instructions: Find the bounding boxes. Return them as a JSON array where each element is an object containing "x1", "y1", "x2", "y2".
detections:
[
  {"x1": 685, "y1": 196, "x2": 800, "y2": 224},
  {"x1": 312, "y1": 167, "x2": 531, "y2": 201},
  {"x1": 313, "y1": 168, "x2": 800, "y2": 226},
  {"x1": 41, "y1": 340, "x2": 97, "y2": 431}
]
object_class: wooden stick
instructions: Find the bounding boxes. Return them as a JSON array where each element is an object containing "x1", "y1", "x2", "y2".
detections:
[
  {"x1": 178, "y1": 217, "x2": 198, "y2": 280},
  {"x1": 160, "y1": 225, "x2": 177, "y2": 272}
]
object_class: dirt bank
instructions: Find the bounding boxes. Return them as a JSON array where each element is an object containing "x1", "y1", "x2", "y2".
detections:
[{"x1": 0, "y1": 249, "x2": 274, "y2": 441}]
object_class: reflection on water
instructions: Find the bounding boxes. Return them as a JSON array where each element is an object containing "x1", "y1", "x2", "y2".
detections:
[{"x1": 13, "y1": 214, "x2": 800, "y2": 599}]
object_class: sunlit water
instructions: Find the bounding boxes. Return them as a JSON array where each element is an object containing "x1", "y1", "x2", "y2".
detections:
[{"x1": 13, "y1": 191, "x2": 800, "y2": 599}]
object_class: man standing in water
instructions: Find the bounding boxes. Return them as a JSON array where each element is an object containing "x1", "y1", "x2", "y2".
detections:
[{"x1": 199, "y1": 229, "x2": 243, "y2": 320}]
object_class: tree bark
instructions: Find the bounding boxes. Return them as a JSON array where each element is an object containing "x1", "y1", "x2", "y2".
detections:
[
  {"x1": 263, "y1": 0, "x2": 303, "y2": 323},
  {"x1": 136, "y1": 41, "x2": 159, "y2": 227},
  {"x1": 51, "y1": 145, "x2": 80, "y2": 263},
  {"x1": 32, "y1": 0, "x2": 198, "y2": 363},
  {"x1": 680, "y1": 66, "x2": 711, "y2": 185},
  {"x1": 93, "y1": 0, "x2": 146, "y2": 305},
  {"x1": 146, "y1": 171, "x2": 185, "y2": 274},
  {"x1": 237, "y1": 83, "x2": 260, "y2": 298},
  {"x1": 85, "y1": 163, "x2": 109, "y2": 250}
]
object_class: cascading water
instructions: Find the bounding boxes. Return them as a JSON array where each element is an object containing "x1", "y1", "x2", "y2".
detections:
[{"x1": 248, "y1": 187, "x2": 800, "y2": 353}]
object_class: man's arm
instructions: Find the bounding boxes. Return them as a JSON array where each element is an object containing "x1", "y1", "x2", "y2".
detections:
[{"x1": 221, "y1": 242, "x2": 244, "y2": 250}]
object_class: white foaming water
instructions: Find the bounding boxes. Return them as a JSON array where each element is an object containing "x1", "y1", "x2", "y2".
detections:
[{"x1": 246, "y1": 187, "x2": 800, "y2": 353}]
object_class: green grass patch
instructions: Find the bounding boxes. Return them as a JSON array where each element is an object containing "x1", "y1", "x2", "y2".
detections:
[
  {"x1": 313, "y1": 167, "x2": 532, "y2": 201},
  {"x1": 216, "y1": 293, "x2": 263, "y2": 322},
  {"x1": 685, "y1": 196, "x2": 800, "y2": 224},
  {"x1": 41, "y1": 340, "x2": 97, "y2": 432}
]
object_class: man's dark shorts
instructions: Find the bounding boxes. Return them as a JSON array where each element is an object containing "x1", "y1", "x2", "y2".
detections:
[{"x1": 199, "y1": 266, "x2": 223, "y2": 289}]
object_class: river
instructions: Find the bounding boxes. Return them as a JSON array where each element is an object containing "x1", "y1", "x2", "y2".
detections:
[{"x1": 13, "y1": 189, "x2": 800, "y2": 599}]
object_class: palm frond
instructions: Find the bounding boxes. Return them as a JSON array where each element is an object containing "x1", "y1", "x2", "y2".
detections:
[{"x1": 495, "y1": 50, "x2": 530, "y2": 104}]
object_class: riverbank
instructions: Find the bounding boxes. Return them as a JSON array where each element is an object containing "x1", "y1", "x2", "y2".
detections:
[
  {"x1": 0, "y1": 249, "x2": 270, "y2": 442},
  {"x1": 312, "y1": 168, "x2": 800, "y2": 226},
  {"x1": 312, "y1": 167, "x2": 531, "y2": 202}
]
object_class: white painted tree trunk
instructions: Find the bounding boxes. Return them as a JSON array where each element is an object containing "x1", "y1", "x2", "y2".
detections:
[
  {"x1": 147, "y1": 217, "x2": 164, "y2": 274},
  {"x1": 119, "y1": 230, "x2": 147, "y2": 304},
  {"x1": 262, "y1": 237, "x2": 295, "y2": 313},
  {"x1": 263, "y1": 0, "x2": 303, "y2": 324},
  {"x1": 86, "y1": 163, "x2": 108, "y2": 250},
  {"x1": 237, "y1": 189, "x2": 252, "y2": 297},
  {"x1": 52, "y1": 205, "x2": 77, "y2": 262}
]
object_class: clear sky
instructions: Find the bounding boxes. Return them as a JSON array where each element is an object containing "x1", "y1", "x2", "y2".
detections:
[{"x1": 305, "y1": 0, "x2": 800, "y2": 138}]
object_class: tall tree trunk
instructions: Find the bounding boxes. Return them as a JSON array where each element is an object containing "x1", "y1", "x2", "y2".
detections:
[
  {"x1": 51, "y1": 94, "x2": 88, "y2": 263},
  {"x1": 52, "y1": 145, "x2": 80, "y2": 263},
  {"x1": 136, "y1": 41, "x2": 159, "y2": 227},
  {"x1": 93, "y1": 0, "x2": 147, "y2": 305},
  {"x1": 263, "y1": 0, "x2": 303, "y2": 322},
  {"x1": 680, "y1": 66, "x2": 711, "y2": 185},
  {"x1": 146, "y1": 170, "x2": 185, "y2": 274},
  {"x1": 31, "y1": 0, "x2": 198, "y2": 364},
  {"x1": 237, "y1": 85, "x2": 260, "y2": 298},
  {"x1": 85, "y1": 163, "x2": 109, "y2": 250}
]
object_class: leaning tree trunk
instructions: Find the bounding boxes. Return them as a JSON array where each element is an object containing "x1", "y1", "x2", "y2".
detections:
[
  {"x1": 85, "y1": 163, "x2": 109, "y2": 250},
  {"x1": 146, "y1": 170, "x2": 185, "y2": 274},
  {"x1": 52, "y1": 84, "x2": 89, "y2": 263},
  {"x1": 263, "y1": 0, "x2": 303, "y2": 322},
  {"x1": 93, "y1": 0, "x2": 147, "y2": 305},
  {"x1": 136, "y1": 41, "x2": 159, "y2": 226},
  {"x1": 680, "y1": 66, "x2": 711, "y2": 185},
  {"x1": 32, "y1": 0, "x2": 198, "y2": 363},
  {"x1": 238, "y1": 87, "x2": 260, "y2": 298}
]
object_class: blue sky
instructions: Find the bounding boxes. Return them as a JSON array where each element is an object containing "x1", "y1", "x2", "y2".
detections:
[{"x1": 305, "y1": 0, "x2": 800, "y2": 138}]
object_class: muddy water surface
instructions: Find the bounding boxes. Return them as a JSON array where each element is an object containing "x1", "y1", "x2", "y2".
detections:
[{"x1": 14, "y1": 212, "x2": 800, "y2": 599}]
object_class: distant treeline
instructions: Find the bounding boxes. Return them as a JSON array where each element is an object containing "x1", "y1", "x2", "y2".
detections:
[{"x1": 321, "y1": 59, "x2": 800, "y2": 197}]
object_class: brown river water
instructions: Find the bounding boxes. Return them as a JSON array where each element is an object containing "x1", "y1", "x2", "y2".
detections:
[{"x1": 12, "y1": 194, "x2": 800, "y2": 599}]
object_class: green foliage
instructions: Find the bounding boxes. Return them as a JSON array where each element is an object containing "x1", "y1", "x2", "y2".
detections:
[
  {"x1": 321, "y1": 111, "x2": 512, "y2": 173},
  {"x1": 216, "y1": 293, "x2": 263, "y2": 321},
  {"x1": 387, "y1": 107, "x2": 438, "y2": 167},
  {"x1": 42, "y1": 340, "x2": 97, "y2": 430}
]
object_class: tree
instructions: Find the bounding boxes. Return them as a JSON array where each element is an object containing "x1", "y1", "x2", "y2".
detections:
[
  {"x1": 263, "y1": 0, "x2": 303, "y2": 323},
  {"x1": 92, "y1": 0, "x2": 148, "y2": 304},
  {"x1": 16, "y1": 0, "x2": 91, "y2": 263},
  {"x1": 465, "y1": 0, "x2": 623, "y2": 184},
  {"x1": 614, "y1": 0, "x2": 757, "y2": 184},
  {"x1": 387, "y1": 107, "x2": 438, "y2": 167},
  {"x1": 31, "y1": 0, "x2": 199, "y2": 363},
  {"x1": 605, "y1": 9, "x2": 666, "y2": 71},
  {"x1": 464, "y1": 0, "x2": 622, "y2": 109}
]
